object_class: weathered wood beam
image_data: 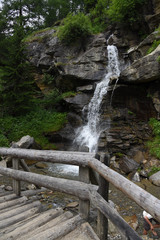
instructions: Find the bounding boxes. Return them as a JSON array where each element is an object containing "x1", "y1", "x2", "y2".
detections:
[
  {"x1": 0, "y1": 166, "x2": 97, "y2": 200},
  {"x1": 0, "y1": 193, "x2": 17, "y2": 203},
  {"x1": 89, "y1": 190, "x2": 143, "y2": 240},
  {"x1": 2, "y1": 208, "x2": 65, "y2": 240},
  {"x1": 88, "y1": 158, "x2": 160, "y2": 222},
  {"x1": 79, "y1": 166, "x2": 90, "y2": 219},
  {"x1": 0, "y1": 148, "x2": 93, "y2": 166},
  {"x1": 17, "y1": 211, "x2": 73, "y2": 240},
  {"x1": 0, "y1": 206, "x2": 40, "y2": 229},
  {"x1": 0, "y1": 200, "x2": 41, "y2": 221},
  {"x1": 0, "y1": 196, "x2": 28, "y2": 210},
  {"x1": 97, "y1": 153, "x2": 109, "y2": 240},
  {"x1": 27, "y1": 214, "x2": 83, "y2": 240},
  {"x1": 12, "y1": 158, "x2": 21, "y2": 196}
]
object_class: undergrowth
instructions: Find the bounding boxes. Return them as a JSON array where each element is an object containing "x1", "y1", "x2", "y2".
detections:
[{"x1": 0, "y1": 109, "x2": 67, "y2": 149}]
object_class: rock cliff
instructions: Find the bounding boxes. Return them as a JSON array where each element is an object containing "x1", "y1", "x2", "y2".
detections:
[{"x1": 26, "y1": 0, "x2": 160, "y2": 175}]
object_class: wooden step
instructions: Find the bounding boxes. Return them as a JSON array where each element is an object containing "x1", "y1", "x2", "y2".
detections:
[
  {"x1": 0, "y1": 200, "x2": 41, "y2": 221},
  {"x1": 57, "y1": 222, "x2": 100, "y2": 240},
  {"x1": 27, "y1": 214, "x2": 84, "y2": 240},
  {"x1": 0, "y1": 206, "x2": 41, "y2": 229},
  {"x1": 0, "y1": 193, "x2": 17, "y2": 203},
  {"x1": 17, "y1": 211, "x2": 74, "y2": 240},
  {"x1": 0, "y1": 196, "x2": 28, "y2": 210},
  {"x1": 1, "y1": 208, "x2": 64, "y2": 240},
  {"x1": 0, "y1": 190, "x2": 100, "y2": 240},
  {"x1": 0, "y1": 196, "x2": 41, "y2": 215}
]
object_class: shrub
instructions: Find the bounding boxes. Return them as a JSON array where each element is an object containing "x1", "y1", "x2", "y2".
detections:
[{"x1": 57, "y1": 13, "x2": 92, "y2": 45}]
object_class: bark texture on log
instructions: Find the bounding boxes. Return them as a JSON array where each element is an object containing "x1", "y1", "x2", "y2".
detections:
[
  {"x1": 89, "y1": 190, "x2": 143, "y2": 240},
  {"x1": 89, "y1": 158, "x2": 160, "y2": 222},
  {"x1": 27, "y1": 215, "x2": 83, "y2": 240},
  {"x1": 1, "y1": 208, "x2": 64, "y2": 240},
  {"x1": 0, "y1": 166, "x2": 97, "y2": 200},
  {"x1": 0, "y1": 148, "x2": 94, "y2": 166}
]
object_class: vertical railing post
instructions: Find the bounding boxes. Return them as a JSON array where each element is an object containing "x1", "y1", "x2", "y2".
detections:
[
  {"x1": 79, "y1": 166, "x2": 90, "y2": 219},
  {"x1": 12, "y1": 158, "x2": 21, "y2": 196},
  {"x1": 97, "y1": 153, "x2": 110, "y2": 240}
]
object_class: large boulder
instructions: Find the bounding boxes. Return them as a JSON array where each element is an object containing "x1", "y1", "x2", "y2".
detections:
[
  {"x1": 120, "y1": 45, "x2": 160, "y2": 83},
  {"x1": 149, "y1": 171, "x2": 160, "y2": 186},
  {"x1": 26, "y1": 30, "x2": 107, "y2": 84}
]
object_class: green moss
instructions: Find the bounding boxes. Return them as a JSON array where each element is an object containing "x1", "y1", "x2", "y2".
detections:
[
  {"x1": 147, "y1": 118, "x2": 160, "y2": 159},
  {"x1": 61, "y1": 91, "x2": 76, "y2": 98},
  {"x1": 157, "y1": 56, "x2": 160, "y2": 63},
  {"x1": 148, "y1": 166, "x2": 160, "y2": 177},
  {"x1": 147, "y1": 40, "x2": 160, "y2": 54},
  {"x1": 23, "y1": 27, "x2": 55, "y2": 43},
  {"x1": 55, "y1": 62, "x2": 68, "y2": 67},
  {"x1": 115, "y1": 152, "x2": 124, "y2": 157}
]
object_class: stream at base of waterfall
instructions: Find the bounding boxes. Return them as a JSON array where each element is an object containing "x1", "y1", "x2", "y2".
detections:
[{"x1": 74, "y1": 45, "x2": 120, "y2": 153}]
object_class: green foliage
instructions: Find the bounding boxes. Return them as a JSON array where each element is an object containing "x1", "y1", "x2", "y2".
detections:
[
  {"x1": 107, "y1": 0, "x2": 146, "y2": 25},
  {"x1": 157, "y1": 56, "x2": 160, "y2": 63},
  {"x1": 0, "y1": 134, "x2": 10, "y2": 147},
  {"x1": 0, "y1": 109, "x2": 67, "y2": 149},
  {"x1": 148, "y1": 166, "x2": 160, "y2": 177},
  {"x1": 57, "y1": 13, "x2": 92, "y2": 45},
  {"x1": 1, "y1": 0, "x2": 45, "y2": 34},
  {"x1": 0, "y1": 25, "x2": 36, "y2": 116},
  {"x1": 84, "y1": 0, "x2": 98, "y2": 13},
  {"x1": 41, "y1": 89, "x2": 62, "y2": 110},
  {"x1": 147, "y1": 40, "x2": 160, "y2": 54},
  {"x1": 90, "y1": 0, "x2": 109, "y2": 33},
  {"x1": 128, "y1": 110, "x2": 134, "y2": 115},
  {"x1": 147, "y1": 118, "x2": 160, "y2": 159},
  {"x1": 42, "y1": 73, "x2": 55, "y2": 85}
]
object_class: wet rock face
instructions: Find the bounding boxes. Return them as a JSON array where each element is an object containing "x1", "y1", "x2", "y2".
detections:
[
  {"x1": 26, "y1": 31, "x2": 107, "y2": 91},
  {"x1": 120, "y1": 45, "x2": 160, "y2": 84},
  {"x1": 97, "y1": 83, "x2": 156, "y2": 160}
]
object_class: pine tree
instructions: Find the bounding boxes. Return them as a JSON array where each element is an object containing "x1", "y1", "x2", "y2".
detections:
[
  {"x1": 0, "y1": 24, "x2": 36, "y2": 116},
  {"x1": 1, "y1": 0, "x2": 45, "y2": 33}
]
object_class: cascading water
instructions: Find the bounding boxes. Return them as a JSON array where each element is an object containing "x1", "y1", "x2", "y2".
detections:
[{"x1": 75, "y1": 45, "x2": 120, "y2": 152}]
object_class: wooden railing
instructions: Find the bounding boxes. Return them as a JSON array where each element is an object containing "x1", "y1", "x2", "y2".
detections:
[{"x1": 0, "y1": 147, "x2": 160, "y2": 240}]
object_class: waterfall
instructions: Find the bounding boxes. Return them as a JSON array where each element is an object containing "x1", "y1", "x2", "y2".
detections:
[{"x1": 75, "y1": 45, "x2": 120, "y2": 152}]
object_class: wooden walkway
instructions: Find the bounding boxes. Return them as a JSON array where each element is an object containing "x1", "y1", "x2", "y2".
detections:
[{"x1": 0, "y1": 188, "x2": 99, "y2": 240}]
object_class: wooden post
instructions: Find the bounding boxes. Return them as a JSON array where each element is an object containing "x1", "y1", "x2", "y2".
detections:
[
  {"x1": 12, "y1": 159, "x2": 21, "y2": 196},
  {"x1": 79, "y1": 166, "x2": 90, "y2": 219},
  {"x1": 97, "y1": 153, "x2": 110, "y2": 240}
]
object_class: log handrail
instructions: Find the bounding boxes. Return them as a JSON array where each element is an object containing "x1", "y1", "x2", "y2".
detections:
[
  {"x1": 0, "y1": 147, "x2": 160, "y2": 240},
  {"x1": 0, "y1": 147, "x2": 159, "y2": 222},
  {"x1": 0, "y1": 165, "x2": 142, "y2": 240}
]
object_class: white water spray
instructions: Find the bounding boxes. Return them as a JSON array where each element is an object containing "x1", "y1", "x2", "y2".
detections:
[{"x1": 75, "y1": 45, "x2": 120, "y2": 152}]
